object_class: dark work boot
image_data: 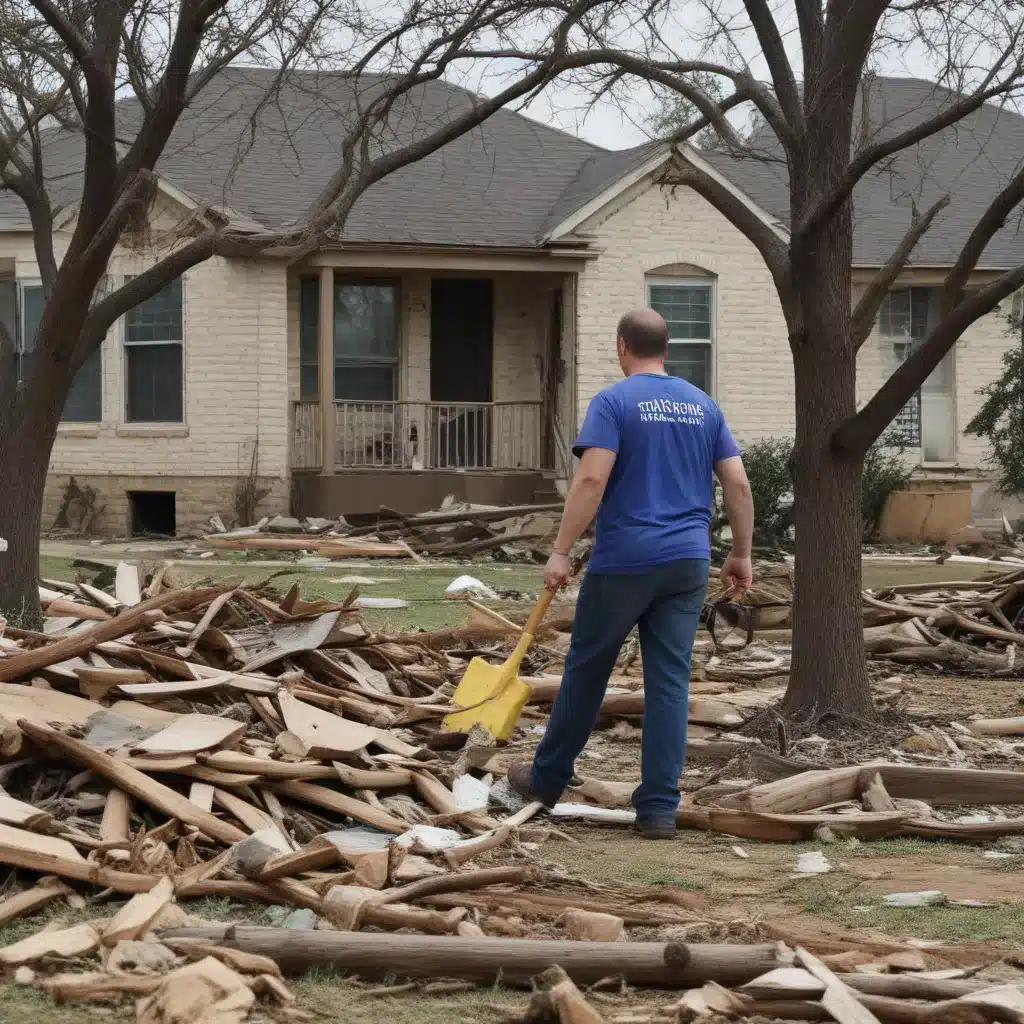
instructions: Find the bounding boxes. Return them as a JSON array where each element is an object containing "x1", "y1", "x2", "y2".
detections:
[
  {"x1": 507, "y1": 762, "x2": 558, "y2": 809},
  {"x1": 633, "y1": 815, "x2": 677, "y2": 840}
]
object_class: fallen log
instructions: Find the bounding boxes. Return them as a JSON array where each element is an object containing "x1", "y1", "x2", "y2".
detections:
[
  {"x1": 157, "y1": 927, "x2": 785, "y2": 986},
  {"x1": 724, "y1": 765, "x2": 1024, "y2": 815},
  {"x1": 967, "y1": 717, "x2": 1024, "y2": 737}
]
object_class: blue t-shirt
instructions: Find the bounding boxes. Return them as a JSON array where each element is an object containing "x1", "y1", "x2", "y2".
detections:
[{"x1": 574, "y1": 373, "x2": 740, "y2": 572}]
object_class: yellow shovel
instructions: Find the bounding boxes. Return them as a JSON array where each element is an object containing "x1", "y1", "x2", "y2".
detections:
[{"x1": 443, "y1": 586, "x2": 557, "y2": 740}]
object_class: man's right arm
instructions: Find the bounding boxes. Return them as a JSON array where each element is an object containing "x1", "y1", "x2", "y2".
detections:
[{"x1": 715, "y1": 455, "x2": 754, "y2": 596}]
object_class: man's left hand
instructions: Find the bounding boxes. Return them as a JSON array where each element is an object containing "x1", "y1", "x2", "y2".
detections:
[{"x1": 544, "y1": 551, "x2": 572, "y2": 590}]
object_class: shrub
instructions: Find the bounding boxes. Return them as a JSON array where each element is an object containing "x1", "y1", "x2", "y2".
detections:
[
  {"x1": 741, "y1": 437, "x2": 795, "y2": 546},
  {"x1": 965, "y1": 310, "x2": 1024, "y2": 496},
  {"x1": 860, "y1": 435, "x2": 912, "y2": 539},
  {"x1": 738, "y1": 434, "x2": 910, "y2": 544}
]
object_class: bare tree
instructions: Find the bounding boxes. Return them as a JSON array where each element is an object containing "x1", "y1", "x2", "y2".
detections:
[
  {"x1": 541, "y1": 0, "x2": 1024, "y2": 720},
  {"x1": 0, "y1": 0, "x2": 585, "y2": 622}
]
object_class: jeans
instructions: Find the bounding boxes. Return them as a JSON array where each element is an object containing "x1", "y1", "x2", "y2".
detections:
[{"x1": 530, "y1": 557, "x2": 710, "y2": 818}]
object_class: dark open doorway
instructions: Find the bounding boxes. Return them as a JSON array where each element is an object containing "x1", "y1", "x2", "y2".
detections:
[
  {"x1": 430, "y1": 278, "x2": 494, "y2": 468},
  {"x1": 129, "y1": 491, "x2": 176, "y2": 537}
]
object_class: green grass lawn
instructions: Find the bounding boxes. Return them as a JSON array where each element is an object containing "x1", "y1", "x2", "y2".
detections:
[{"x1": 39, "y1": 553, "x2": 557, "y2": 633}]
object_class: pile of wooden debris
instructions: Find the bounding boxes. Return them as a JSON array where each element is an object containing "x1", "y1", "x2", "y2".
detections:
[
  {"x1": 202, "y1": 501, "x2": 567, "y2": 562},
  {"x1": 2, "y1": 562, "x2": 1024, "y2": 1019},
  {"x1": 864, "y1": 567, "x2": 1024, "y2": 676}
]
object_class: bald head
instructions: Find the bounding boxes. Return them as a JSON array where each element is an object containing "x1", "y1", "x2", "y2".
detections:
[{"x1": 617, "y1": 308, "x2": 669, "y2": 358}]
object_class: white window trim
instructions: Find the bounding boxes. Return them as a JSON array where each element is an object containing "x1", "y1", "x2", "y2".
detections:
[
  {"x1": 646, "y1": 276, "x2": 715, "y2": 395},
  {"x1": 121, "y1": 274, "x2": 186, "y2": 425},
  {"x1": 878, "y1": 287, "x2": 958, "y2": 469}
]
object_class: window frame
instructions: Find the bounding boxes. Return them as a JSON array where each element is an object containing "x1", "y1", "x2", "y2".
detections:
[
  {"x1": 298, "y1": 276, "x2": 320, "y2": 401},
  {"x1": 122, "y1": 274, "x2": 185, "y2": 424},
  {"x1": 331, "y1": 277, "x2": 400, "y2": 403},
  {"x1": 646, "y1": 277, "x2": 715, "y2": 395}
]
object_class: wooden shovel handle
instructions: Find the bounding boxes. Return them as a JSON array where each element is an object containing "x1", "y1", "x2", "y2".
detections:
[{"x1": 523, "y1": 587, "x2": 557, "y2": 636}]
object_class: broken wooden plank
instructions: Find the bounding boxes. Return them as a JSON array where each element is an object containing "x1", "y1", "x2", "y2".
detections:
[
  {"x1": 0, "y1": 880, "x2": 72, "y2": 926},
  {"x1": 102, "y1": 876, "x2": 175, "y2": 945},
  {"x1": 115, "y1": 562, "x2": 143, "y2": 606},
  {"x1": 0, "y1": 586, "x2": 228, "y2": 681},
  {"x1": 276, "y1": 690, "x2": 378, "y2": 757},
  {"x1": 212, "y1": 789, "x2": 282, "y2": 836},
  {"x1": 18, "y1": 721, "x2": 247, "y2": 845},
  {"x1": 135, "y1": 714, "x2": 247, "y2": 755},
  {"x1": 0, "y1": 823, "x2": 157, "y2": 892},
  {"x1": 269, "y1": 780, "x2": 408, "y2": 835},
  {"x1": 0, "y1": 790, "x2": 54, "y2": 831},
  {"x1": 0, "y1": 922, "x2": 100, "y2": 964},
  {"x1": 796, "y1": 947, "x2": 883, "y2": 1024},
  {"x1": 198, "y1": 751, "x2": 336, "y2": 781}
]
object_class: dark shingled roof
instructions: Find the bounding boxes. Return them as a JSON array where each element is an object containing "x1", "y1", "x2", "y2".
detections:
[
  {"x1": 0, "y1": 67, "x2": 609, "y2": 247},
  {"x1": 703, "y1": 76, "x2": 1024, "y2": 268},
  {"x1": 2, "y1": 71, "x2": 1022, "y2": 263}
]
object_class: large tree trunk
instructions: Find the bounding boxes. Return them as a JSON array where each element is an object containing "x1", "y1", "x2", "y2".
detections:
[
  {"x1": 782, "y1": 207, "x2": 873, "y2": 721},
  {"x1": 0, "y1": 365, "x2": 71, "y2": 626},
  {"x1": 784, "y1": 354, "x2": 873, "y2": 721}
]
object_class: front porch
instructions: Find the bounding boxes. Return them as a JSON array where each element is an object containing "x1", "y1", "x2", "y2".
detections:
[{"x1": 286, "y1": 257, "x2": 578, "y2": 517}]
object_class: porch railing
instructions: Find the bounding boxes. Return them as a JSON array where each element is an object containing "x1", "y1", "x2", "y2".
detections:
[
  {"x1": 292, "y1": 400, "x2": 322, "y2": 470},
  {"x1": 291, "y1": 400, "x2": 546, "y2": 472}
]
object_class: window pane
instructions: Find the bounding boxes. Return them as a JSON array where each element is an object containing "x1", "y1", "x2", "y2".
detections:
[
  {"x1": 880, "y1": 288, "x2": 931, "y2": 339},
  {"x1": 126, "y1": 277, "x2": 183, "y2": 343},
  {"x1": 300, "y1": 365, "x2": 319, "y2": 400},
  {"x1": 649, "y1": 284, "x2": 711, "y2": 340},
  {"x1": 334, "y1": 283, "x2": 397, "y2": 360},
  {"x1": 299, "y1": 278, "x2": 319, "y2": 399},
  {"x1": 127, "y1": 344, "x2": 183, "y2": 422},
  {"x1": 334, "y1": 365, "x2": 395, "y2": 401},
  {"x1": 21, "y1": 284, "x2": 44, "y2": 354},
  {"x1": 63, "y1": 348, "x2": 102, "y2": 422},
  {"x1": 666, "y1": 342, "x2": 711, "y2": 392}
]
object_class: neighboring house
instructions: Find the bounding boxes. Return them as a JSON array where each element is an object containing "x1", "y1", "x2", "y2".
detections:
[{"x1": 3, "y1": 70, "x2": 1021, "y2": 535}]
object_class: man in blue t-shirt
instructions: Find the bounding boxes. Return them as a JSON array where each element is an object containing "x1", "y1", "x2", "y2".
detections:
[{"x1": 508, "y1": 308, "x2": 754, "y2": 839}]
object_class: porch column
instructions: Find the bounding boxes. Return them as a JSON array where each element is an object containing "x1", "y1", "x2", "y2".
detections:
[{"x1": 318, "y1": 266, "x2": 335, "y2": 475}]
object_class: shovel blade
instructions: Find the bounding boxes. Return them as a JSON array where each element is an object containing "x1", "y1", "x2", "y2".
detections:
[{"x1": 443, "y1": 656, "x2": 532, "y2": 740}]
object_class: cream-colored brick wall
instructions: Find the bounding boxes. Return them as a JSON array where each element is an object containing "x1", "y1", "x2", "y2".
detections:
[
  {"x1": 43, "y1": 253, "x2": 289, "y2": 482},
  {"x1": 574, "y1": 176, "x2": 1016, "y2": 483},
  {"x1": 0, "y1": 201, "x2": 291, "y2": 533},
  {"x1": 573, "y1": 175, "x2": 794, "y2": 445}
]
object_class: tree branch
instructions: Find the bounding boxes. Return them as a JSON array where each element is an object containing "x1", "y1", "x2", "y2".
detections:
[
  {"x1": 941, "y1": 164, "x2": 1024, "y2": 313},
  {"x1": 835, "y1": 266, "x2": 1024, "y2": 455},
  {"x1": 851, "y1": 195, "x2": 950, "y2": 350},
  {"x1": 801, "y1": 56, "x2": 1024, "y2": 237},
  {"x1": 741, "y1": 0, "x2": 802, "y2": 138},
  {"x1": 26, "y1": 0, "x2": 93, "y2": 69}
]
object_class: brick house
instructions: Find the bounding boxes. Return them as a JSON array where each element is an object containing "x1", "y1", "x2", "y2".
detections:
[{"x1": 5, "y1": 70, "x2": 1021, "y2": 535}]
